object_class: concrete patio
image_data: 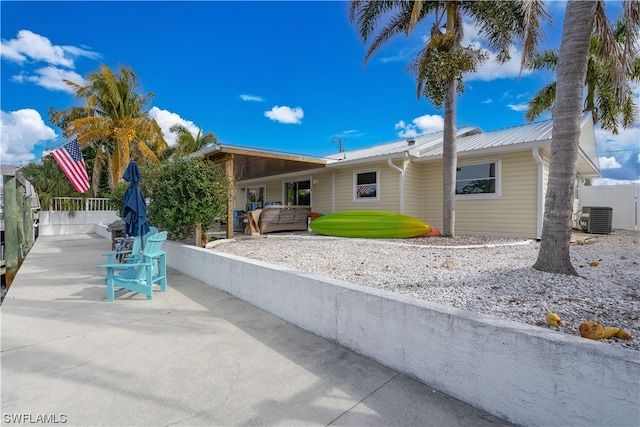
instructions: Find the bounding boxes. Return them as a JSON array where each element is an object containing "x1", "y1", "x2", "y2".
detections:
[{"x1": 1, "y1": 234, "x2": 509, "y2": 426}]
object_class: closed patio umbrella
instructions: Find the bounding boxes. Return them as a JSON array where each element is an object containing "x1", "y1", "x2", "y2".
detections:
[{"x1": 122, "y1": 161, "x2": 150, "y2": 242}]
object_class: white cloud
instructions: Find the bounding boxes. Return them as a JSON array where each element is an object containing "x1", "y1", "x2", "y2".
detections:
[
  {"x1": 507, "y1": 103, "x2": 529, "y2": 112},
  {"x1": 1, "y1": 30, "x2": 99, "y2": 92},
  {"x1": 12, "y1": 66, "x2": 87, "y2": 93},
  {"x1": 461, "y1": 21, "x2": 532, "y2": 82},
  {"x1": 596, "y1": 125, "x2": 640, "y2": 153},
  {"x1": 240, "y1": 94, "x2": 265, "y2": 102},
  {"x1": 592, "y1": 177, "x2": 640, "y2": 185},
  {"x1": 1, "y1": 30, "x2": 73, "y2": 67},
  {"x1": 264, "y1": 106, "x2": 304, "y2": 124},
  {"x1": 380, "y1": 47, "x2": 419, "y2": 63},
  {"x1": 482, "y1": 98, "x2": 493, "y2": 104},
  {"x1": 598, "y1": 156, "x2": 622, "y2": 169},
  {"x1": 395, "y1": 114, "x2": 444, "y2": 138},
  {"x1": 0, "y1": 108, "x2": 57, "y2": 165},
  {"x1": 148, "y1": 107, "x2": 200, "y2": 147}
]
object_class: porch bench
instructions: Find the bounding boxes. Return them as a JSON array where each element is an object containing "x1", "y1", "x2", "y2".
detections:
[{"x1": 257, "y1": 205, "x2": 311, "y2": 234}]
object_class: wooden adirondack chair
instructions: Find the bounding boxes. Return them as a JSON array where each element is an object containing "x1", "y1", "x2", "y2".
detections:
[{"x1": 99, "y1": 231, "x2": 168, "y2": 301}]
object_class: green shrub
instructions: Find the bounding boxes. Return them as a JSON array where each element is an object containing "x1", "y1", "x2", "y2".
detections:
[{"x1": 142, "y1": 157, "x2": 229, "y2": 244}]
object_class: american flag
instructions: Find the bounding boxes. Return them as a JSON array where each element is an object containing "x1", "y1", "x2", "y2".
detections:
[{"x1": 51, "y1": 138, "x2": 90, "y2": 194}]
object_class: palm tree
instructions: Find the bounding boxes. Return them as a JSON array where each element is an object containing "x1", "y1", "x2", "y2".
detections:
[
  {"x1": 49, "y1": 64, "x2": 168, "y2": 188},
  {"x1": 19, "y1": 157, "x2": 77, "y2": 210},
  {"x1": 166, "y1": 124, "x2": 218, "y2": 159},
  {"x1": 350, "y1": 0, "x2": 549, "y2": 236},
  {"x1": 526, "y1": 20, "x2": 640, "y2": 134},
  {"x1": 533, "y1": 0, "x2": 639, "y2": 275}
]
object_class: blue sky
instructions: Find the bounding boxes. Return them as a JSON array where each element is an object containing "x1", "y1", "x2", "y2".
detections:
[{"x1": 1, "y1": 1, "x2": 638, "y2": 184}]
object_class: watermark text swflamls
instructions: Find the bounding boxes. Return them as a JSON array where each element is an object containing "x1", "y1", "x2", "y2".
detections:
[{"x1": 3, "y1": 413, "x2": 68, "y2": 424}]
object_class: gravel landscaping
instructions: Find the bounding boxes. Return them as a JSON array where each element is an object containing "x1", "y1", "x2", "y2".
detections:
[{"x1": 209, "y1": 229, "x2": 640, "y2": 352}]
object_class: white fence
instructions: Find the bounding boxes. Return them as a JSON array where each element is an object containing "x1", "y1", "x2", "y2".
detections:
[
  {"x1": 49, "y1": 197, "x2": 112, "y2": 211},
  {"x1": 39, "y1": 198, "x2": 119, "y2": 235},
  {"x1": 580, "y1": 184, "x2": 639, "y2": 230}
]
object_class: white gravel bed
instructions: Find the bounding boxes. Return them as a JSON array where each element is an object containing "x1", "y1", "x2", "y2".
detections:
[{"x1": 209, "y1": 230, "x2": 640, "y2": 352}]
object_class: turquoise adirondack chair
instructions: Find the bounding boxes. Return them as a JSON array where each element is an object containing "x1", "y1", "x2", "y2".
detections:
[
  {"x1": 99, "y1": 231, "x2": 168, "y2": 301},
  {"x1": 102, "y1": 227, "x2": 158, "y2": 264}
]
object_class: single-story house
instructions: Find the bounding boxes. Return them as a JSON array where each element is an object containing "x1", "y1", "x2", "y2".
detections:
[{"x1": 193, "y1": 112, "x2": 600, "y2": 239}]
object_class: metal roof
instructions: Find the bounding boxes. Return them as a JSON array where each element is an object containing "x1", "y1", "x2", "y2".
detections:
[
  {"x1": 326, "y1": 127, "x2": 480, "y2": 166},
  {"x1": 416, "y1": 112, "x2": 595, "y2": 160},
  {"x1": 417, "y1": 119, "x2": 554, "y2": 159}
]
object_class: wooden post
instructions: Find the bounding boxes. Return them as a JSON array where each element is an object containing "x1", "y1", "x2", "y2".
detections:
[
  {"x1": 17, "y1": 183, "x2": 26, "y2": 255},
  {"x1": 226, "y1": 154, "x2": 235, "y2": 239},
  {"x1": 3, "y1": 175, "x2": 18, "y2": 287}
]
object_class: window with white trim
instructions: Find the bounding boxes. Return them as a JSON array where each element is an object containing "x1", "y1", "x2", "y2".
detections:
[
  {"x1": 354, "y1": 169, "x2": 379, "y2": 201},
  {"x1": 456, "y1": 160, "x2": 501, "y2": 198}
]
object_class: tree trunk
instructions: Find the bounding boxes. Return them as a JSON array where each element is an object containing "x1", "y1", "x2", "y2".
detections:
[
  {"x1": 442, "y1": 74, "x2": 457, "y2": 237},
  {"x1": 533, "y1": 0, "x2": 597, "y2": 275},
  {"x1": 195, "y1": 218, "x2": 202, "y2": 248},
  {"x1": 441, "y1": 3, "x2": 458, "y2": 238}
]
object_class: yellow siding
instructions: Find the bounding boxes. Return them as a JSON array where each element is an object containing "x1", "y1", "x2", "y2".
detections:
[
  {"x1": 422, "y1": 164, "x2": 443, "y2": 229},
  {"x1": 422, "y1": 151, "x2": 540, "y2": 238},
  {"x1": 310, "y1": 172, "x2": 333, "y2": 213},
  {"x1": 402, "y1": 160, "x2": 423, "y2": 218},
  {"x1": 331, "y1": 161, "x2": 401, "y2": 213},
  {"x1": 265, "y1": 180, "x2": 282, "y2": 204}
]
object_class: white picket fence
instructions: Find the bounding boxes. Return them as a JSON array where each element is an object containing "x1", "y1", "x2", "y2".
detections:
[{"x1": 580, "y1": 184, "x2": 639, "y2": 230}]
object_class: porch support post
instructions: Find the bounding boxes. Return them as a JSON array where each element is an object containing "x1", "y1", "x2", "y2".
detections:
[
  {"x1": 3, "y1": 174, "x2": 18, "y2": 287},
  {"x1": 226, "y1": 154, "x2": 235, "y2": 239}
]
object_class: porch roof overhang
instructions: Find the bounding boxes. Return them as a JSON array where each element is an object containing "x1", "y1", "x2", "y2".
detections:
[{"x1": 191, "y1": 144, "x2": 327, "y2": 181}]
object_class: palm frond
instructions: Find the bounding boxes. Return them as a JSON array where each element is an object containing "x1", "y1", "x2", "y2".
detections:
[
  {"x1": 528, "y1": 49, "x2": 558, "y2": 71},
  {"x1": 525, "y1": 82, "x2": 556, "y2": 122}
]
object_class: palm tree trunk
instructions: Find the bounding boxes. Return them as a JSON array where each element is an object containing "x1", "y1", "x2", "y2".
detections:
[
  {"x1": 442, "y1": 3, "x2": 458, "y2": 237},
  {"x1": 442, "y1": 74, "x2": 457, "y2": 237},
  {"x1": 533, "y1": 0, "x2": 597, "y2": 275}
]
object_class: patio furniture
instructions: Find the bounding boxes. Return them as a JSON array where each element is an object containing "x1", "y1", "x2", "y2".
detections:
[
  {"x1": 99, "y1": 231, "x2": 168, "y2": 302},
  {"x1": 258, "y1": 205, "x2": 311, "y2": 234},
  {"x1": 245, "y1": 210, "x2": 262, "y2": 235},
  {"x1": 102, "y1": 227, "x2": 158, "y2": 264}
]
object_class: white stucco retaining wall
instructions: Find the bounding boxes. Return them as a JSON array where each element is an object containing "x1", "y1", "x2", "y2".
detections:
[
  {"x1": 162, "y1": 240, "x2": 640, "y2": 427},
  {"x1": 39, "y1": 211, "x2": 119, "y2": 235}
]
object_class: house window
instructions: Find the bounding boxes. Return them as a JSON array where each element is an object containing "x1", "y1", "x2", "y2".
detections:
[
  {"x1": 246, "y1": 185, "x2": 265, "y2": 210},
  {"x1": 456, "y1": 160, "x2": 500, "y2": 197},
  {"x1": 354, "y1": 169, "x2": 379, "y2": 201},
  {"x1": 285, "y1": 180, "x2": 311, "y2": 206}
]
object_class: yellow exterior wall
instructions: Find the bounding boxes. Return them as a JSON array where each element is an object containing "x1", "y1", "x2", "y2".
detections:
[
  {"x1": 400, "y1": 159, "x2": 423, "y2": 218},
  {"x1": 330, "y1": 161, "x2": 401, "y2": 213},
  {"x1": 265, "y1": 180, "x2": 282, "y2": 204},
  {"x1": 309, "y1": 171, "x2": 334, "y2": 214},
  {"x1": 422, "y1": 151, "x2": 540, "y2": 238}
]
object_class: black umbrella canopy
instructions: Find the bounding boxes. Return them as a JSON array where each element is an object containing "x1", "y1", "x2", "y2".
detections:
[{"x1": 122, "y1": 161, "x2": 150, "y2": 237}]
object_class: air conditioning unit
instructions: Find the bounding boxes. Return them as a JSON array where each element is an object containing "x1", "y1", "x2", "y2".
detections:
[{"x1": 580, "y1": 207, "x2": 613, "y2": 234}]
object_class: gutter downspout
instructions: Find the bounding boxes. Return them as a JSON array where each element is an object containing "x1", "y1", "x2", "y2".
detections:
[
  {"x1": 388, "y1": 158, "x2": 405, "y2": 214},
  {"x1": 532, "y1": 148, "x2": 544, "y2": 239}
]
